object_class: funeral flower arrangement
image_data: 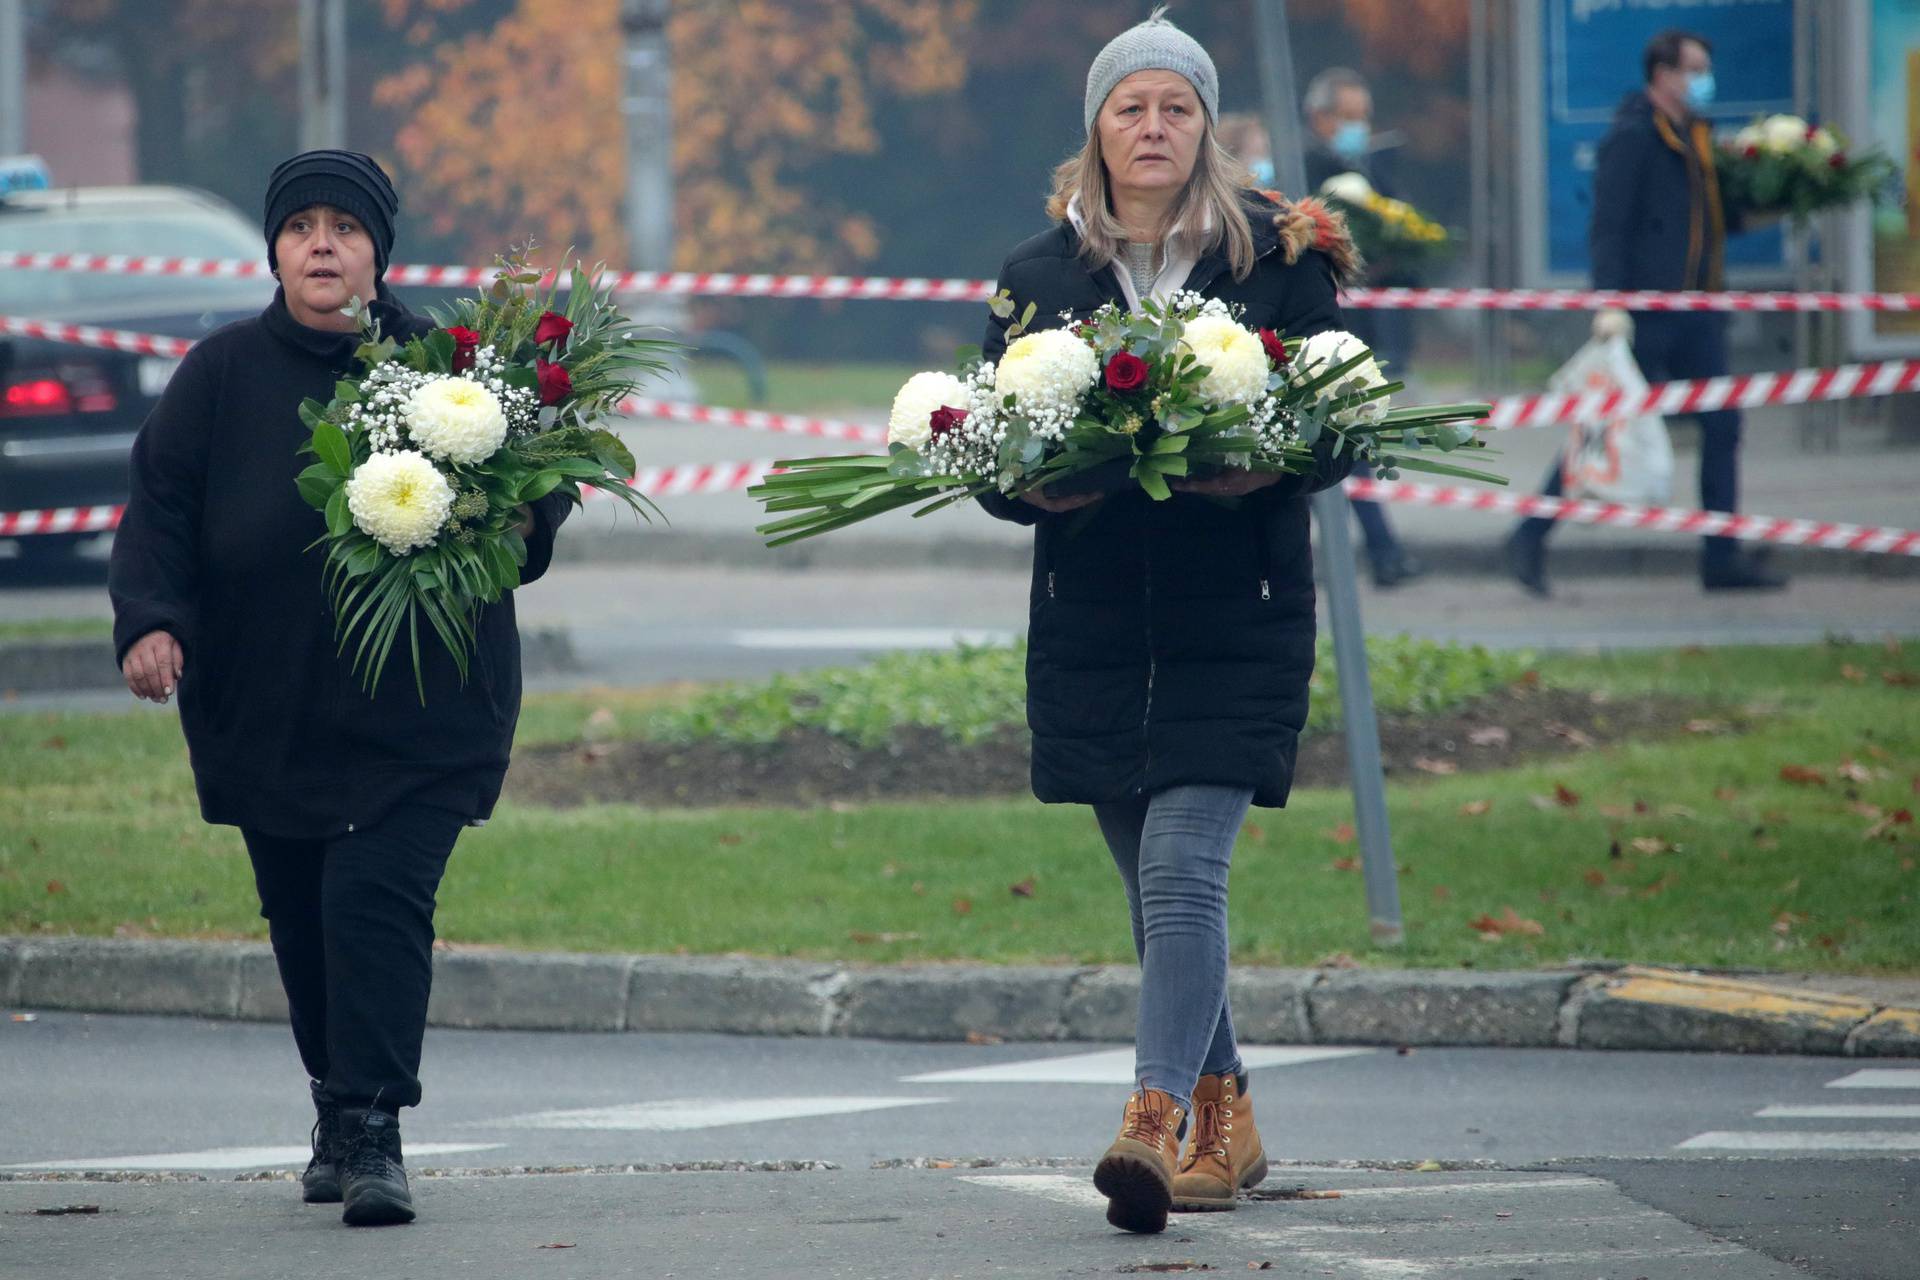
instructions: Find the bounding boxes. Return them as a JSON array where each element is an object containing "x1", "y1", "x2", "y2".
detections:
[
  {"x1": 751, "y1": 292, "x2": 1497, "y2": 546},
  {"x1": 1717, "y1": 114, "x2": 1895, "y2": 223},
  {"x1": 1317, "y1": 172, "x2": 1454, "y2": 275},
  {"x1": 297, "y1": 251, "x2": 673, "y2": 699}
]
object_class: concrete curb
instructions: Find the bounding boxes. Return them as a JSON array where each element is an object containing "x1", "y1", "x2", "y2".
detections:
[{"x1": 5, "y1": 938, "x2": 1917, "y2": 1056}]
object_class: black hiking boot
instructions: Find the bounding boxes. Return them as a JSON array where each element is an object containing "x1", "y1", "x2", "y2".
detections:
[{"x1": 337, "y1": 1107, "x2": 415, "y2": 1226}]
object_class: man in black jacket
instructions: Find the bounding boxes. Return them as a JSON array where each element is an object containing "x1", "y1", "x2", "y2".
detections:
[{"x1": 1506, "y1": 29, "x2": 1786, "y2": 594}]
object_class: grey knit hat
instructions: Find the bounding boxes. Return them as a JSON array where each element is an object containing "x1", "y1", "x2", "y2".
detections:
[{"x1": 1084, "y1": 7, "x2": 1219, "y2": 134}]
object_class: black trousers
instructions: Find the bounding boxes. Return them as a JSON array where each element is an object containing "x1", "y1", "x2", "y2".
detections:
[
  {"x1": 1516, "y1": 312, "x2": 1742, "y2": 574},
  {"x1": 242, "y1": 803, "x2": 466, "y2": 1112}
]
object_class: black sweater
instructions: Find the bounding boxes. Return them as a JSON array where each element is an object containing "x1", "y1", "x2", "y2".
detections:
[{"x1": 108, "y1": 289, "x2": 570, "y2": 838}]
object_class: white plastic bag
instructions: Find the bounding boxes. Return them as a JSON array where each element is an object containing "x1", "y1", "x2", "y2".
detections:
[{"x1": 1552, "y1": 334, "x2": 1673, "y2": 505}]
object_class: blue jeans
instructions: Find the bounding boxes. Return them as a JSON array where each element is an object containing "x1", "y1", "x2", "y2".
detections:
[{"x1": 1093, "y1": 784, "x2": 1254, "y2": 1115}]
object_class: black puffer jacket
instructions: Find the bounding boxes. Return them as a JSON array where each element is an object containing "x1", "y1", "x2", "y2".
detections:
[
  {"x1": 109, "y1": 287, "x2": 571, "y2": 838},
  {"x1": 1591, "y1": 92, "x2": 1742, "y2": 292},
  {"x1": 979, "y1": 191, "x2": 1356, "y2": 808}
]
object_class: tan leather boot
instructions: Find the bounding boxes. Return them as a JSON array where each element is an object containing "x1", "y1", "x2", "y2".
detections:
[
  {"x1": 1093, "y1": 1088, "x2": 1186, "y2": 1234},
  {"x1": 1171, "y1": 1071, "x2": 1268, "y2": 1211}
]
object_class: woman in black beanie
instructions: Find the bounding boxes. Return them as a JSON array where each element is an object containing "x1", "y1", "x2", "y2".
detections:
[{"x1": 108, "y1": 150, "x2": 571, "y2": 1227}]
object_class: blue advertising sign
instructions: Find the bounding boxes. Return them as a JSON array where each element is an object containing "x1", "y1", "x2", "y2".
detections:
[{"x1": 1543, "y1": 0, "x2": 1793, "y2": 280}]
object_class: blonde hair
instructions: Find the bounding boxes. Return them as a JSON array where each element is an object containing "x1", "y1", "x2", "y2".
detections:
[{"x1": 1046, "y1": 114, "x2": 1258, "y2": 282}]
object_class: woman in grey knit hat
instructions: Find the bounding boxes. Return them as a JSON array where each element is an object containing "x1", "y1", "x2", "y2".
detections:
[{"x1": 975, "y1": 8, "x2": 1360, "y2": 1235}]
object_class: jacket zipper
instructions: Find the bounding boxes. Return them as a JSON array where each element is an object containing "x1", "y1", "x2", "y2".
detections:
[{"x1": 1139, "y1": 522, "x2": 1155, "y2": 793}]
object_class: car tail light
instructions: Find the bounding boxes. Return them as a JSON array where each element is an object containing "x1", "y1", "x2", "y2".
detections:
[{"x1": 0, "y1": 367, "x2": 118, "y2": 418}]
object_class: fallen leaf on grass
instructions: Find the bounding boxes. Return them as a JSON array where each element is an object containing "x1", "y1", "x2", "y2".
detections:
[
  {"x1": 1329, "y1": 857, "x2": 1360, "y2": 873},
  {"x1": 1779, "y1": 765, "x2": 1827, "y2": 786},
  {"x1": 1773, "y1": 910, "x2": 1805, "y2": 936},
  {"x1": 716, "y1": 833, "x2": 743, "y2": 846},
  {"x1": 1837, "y1": 760, "x2": 1877, "y2": 784},
  {"x1": 39, "y1": 736, "x2": 66, "y2": 751},
  {"x1": 44, "y1": 880, "x2": 64, "y2": 895},
  {"x1": 1839, "y1": 665, "x2": 1867, "y2": 684},
  {"x1": 1530, "y1": 795, "x2": 1559, "y2": 812},
  {"x1": 1243, "y1": 822, "x2": 1265, "y2": 842},
  {"x1": 1781, "y1": 876, "x2": 1802, "y2": 896},
  {"x1": 1883, "y1": 670, "x2": 1919, "y2": 688},
  {"x1": 1431, "y1": 885, "x2": 1453, "y2": 902},
  {"x1": 1468, "y1": 726, "x2": 1511, "y2": 747},
  {"x1": 1412, "y1": 757, "x2": 1459, "y2": 775},
  {"x1": 1631, "y1": 837, "x2": 1677, "y2": 856},
  {"x1": 1865, "y1": 810, "x2": 1916, "y2": 842},
  {"x1": 1315, "y1": 951, "x2": 1362, "y2": 969},
  {"x1": 1546, "y1": 723, "x2": 1597, "y2": 749},
  {"x1": 1459, "y1": 800, "x2": 1492, "y2": 817},
  {"x1": 1008, "y1": 877, "x2": 1037, "y2": 899},
  {"x1": 1597, "y1": 802, "x2": 1635, "y2": 820},
  {"x1": 1554, "y1": 784, "x2": 1582, "y2": 809},
  {"x1": 1327, "y1": 822, "x2": 1356, "y2": 845},
  {"x1": 1659, "y1": 804, "x2": 1697, "y2": 820},
  {"x1": 1637, "y1": 873, "x2": 1674, "y2": 898},
  {"x1": 1582, "y1": 869, "x2": 1608, "y2": 888},
  {"x1": 951, "y1": 898, "x2": 973, "y2": 916},
  {"x1": 1714, "y1": 786, "x2": 1740, "y2": 803},
  {"x1": 1469, "y1": 907, "x2": 1545, "y2": 939}
]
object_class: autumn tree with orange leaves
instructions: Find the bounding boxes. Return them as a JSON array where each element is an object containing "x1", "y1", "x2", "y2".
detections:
[{"x1": 373, "y1": 0, "x2": 975, "y2": 271}]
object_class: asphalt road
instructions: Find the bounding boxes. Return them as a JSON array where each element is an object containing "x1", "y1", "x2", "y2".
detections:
[{"x1": 1, "y1": 1013, "x2": 1914, "y2": 1278}]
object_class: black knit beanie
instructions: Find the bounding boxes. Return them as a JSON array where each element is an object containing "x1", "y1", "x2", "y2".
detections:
[{"x1": 263, "y1": 149, "x2": 400, "y2": 276}]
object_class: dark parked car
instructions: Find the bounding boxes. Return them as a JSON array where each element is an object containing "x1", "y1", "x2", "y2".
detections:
[{"x1": 0, "y1": 180, "x2": 272, "y2": 562}]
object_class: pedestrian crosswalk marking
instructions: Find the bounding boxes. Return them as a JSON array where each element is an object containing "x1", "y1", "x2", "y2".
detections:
[
  {"x1": 1826, "y1": 1068, "x2": 1920, "y2": 1090},
  {"x1": 472, "y1": 1096, "x2": 945, "y2": 1132},
  {"x1": 1756, "y1": 1103, "x2": 1920, "y2": 1119},
  {"x1": 901, "y1": 1045, "x2": 1371, "y2": 1085},
  {"x1": 5, "y1": 1143, "x2": 502, "y2": 1172},
  {"x1": 1677, "y1": 1130, "x2": 1920, "y2": 1151}
]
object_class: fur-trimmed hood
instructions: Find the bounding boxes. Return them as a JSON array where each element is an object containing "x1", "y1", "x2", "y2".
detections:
[{"x1": 1251, "y1": 189, "x2": 1363, "y2": 285}]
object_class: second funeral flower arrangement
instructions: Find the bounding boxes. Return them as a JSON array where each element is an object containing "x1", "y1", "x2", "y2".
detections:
[
  {"x1": 753, "y1": 292, "x2": 1498, "y2": 545},
  {"x1": 297, "y1": 251, "x2": 673, "y2": 699}
]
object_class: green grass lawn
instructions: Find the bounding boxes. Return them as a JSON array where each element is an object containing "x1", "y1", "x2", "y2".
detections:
[
  {"x1": 2, "y1": 640, "x2": 1915, "y2": 974},
  {"x1": 0, "y1": 618, "x2": 111, "y2": 644},
  {"x1": 685, "y1": 359, "x2": 922, "y2": 415}
]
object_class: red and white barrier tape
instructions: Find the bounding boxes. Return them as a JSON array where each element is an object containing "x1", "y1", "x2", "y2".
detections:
[
  {"x1": 623, "y1": 398, "x2": 884, "y2": 444},
  {"x1": 1485, "y1": 358, "x2": 1920, "y2": 430},
  {"x1": 0, "y1": 314, "x2": 193, "y2": 358},
  {"x1": 7, "y1": 251, "x2": 1920, "y2": 312},
  {"x1": 12, "y1": 471, "x2": 1916, "y2": 557},
  {"x1": 1345, "y1": 478, "x2": 1920, "y2": 557}
]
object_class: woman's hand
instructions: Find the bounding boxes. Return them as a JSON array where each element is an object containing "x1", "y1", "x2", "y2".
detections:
[
  {"x1": 1020, "y1": 486, "x2": 1104, "y2": 514},
  {"x1": 1170, "y1": 469, "x2": 1284, "y2": 498},
  {"x1": 122, "y1": 630, "x2": 184, "y2": 703}
]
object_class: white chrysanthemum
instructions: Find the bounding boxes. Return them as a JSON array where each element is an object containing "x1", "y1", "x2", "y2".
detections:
[
  {"x1": 1294, "y1": 329, "x2": 1390, "y2": 426},
  {"x1": 1807, "y1": 125, "x2": 1839, "y2": 156},
  {"x1": 1320, "y1": 171, "x2": 1375, "y2": 205},
  {"x1": 1180, "y1": 314, "x2": 1271, "y2": 405},
  {"x1": 1761, "y1": 114, "x2": 1810, "y2": 154},
  {"x1": 888, "y1": 370, "x2": 968, "y2": 450},
  {"x1": 345, "y1": 450, "x2": 454, "y2": 555},
  {"x1": 405, "y1": 375, "x2": 508, "y2": 465},
  {"x1": 994, "y1": 328, "x2": 1099, "y2": 416},
  {"x1": 1733, "y1": 124, "x2": 1764, "y2": 152}
]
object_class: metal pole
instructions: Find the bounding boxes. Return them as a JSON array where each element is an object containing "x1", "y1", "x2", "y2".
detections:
[
  {"x1": 1251, "y1": 0, "x2": 1404, "y2": 946},
  {"x1": 298, "y1": 0, "x2": 347, "y2": 150},
  {"x1": 0, "y1": 0, "x2": 25, "y2": 156},
  {"x1": 619, "y1": 0, "x2": 675, "y2": 273}
]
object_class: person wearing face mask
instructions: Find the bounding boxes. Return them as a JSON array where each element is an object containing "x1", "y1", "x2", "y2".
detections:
[
  {"x1": 1505, "y1": 28, "x2": 1785, "y2": 596},
  {"x1": 1299, "y1": 68, "x2": 1425, "y2": 589}
]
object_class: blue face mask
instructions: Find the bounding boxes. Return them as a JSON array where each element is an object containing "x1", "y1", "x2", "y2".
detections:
[
  {"x1": 1330, "y1": 119, "x2": 1371, "y2": 161},
  {"x1": 1686, "y1": 71, "x2": 1716, "y2": 111},
  {"x1": 1249, "y1": 158, "x2": 1275, "y2": 185}
]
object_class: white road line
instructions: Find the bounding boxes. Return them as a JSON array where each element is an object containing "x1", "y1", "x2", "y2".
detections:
[
  {"x1": 726, "y1": 627, "x2": 1018, "y2": 651},
  {"x1": 1313, "y1": 1177, "x2": 1605, "y2": 1198},
  {"x1": 1756, "y1": 1103, "x2": 1920, "y2": 1119},
  {"x1": 1246, "y1": 1240, "x2": 1747, "y2": 1273},
  {"x1": 1677, "y1": 1130, "x2": 1920, "y2": 1151},
  {"x1": 1827, "y1": 1068, "x2": 1920, "y2": 1089},
  {"x1": 958, "y1": 1174, "x2": 1107, "y2": 1209},
  {"x1": 471, "y1": 1096, "x2": 945, "y2": 1132},
  {"x1": 902, "y1": 1045, "x2": 1372, "y2": 1085},
  {"x1": 6, "y1": 1143, "x2": 501, "y2": 1172}
]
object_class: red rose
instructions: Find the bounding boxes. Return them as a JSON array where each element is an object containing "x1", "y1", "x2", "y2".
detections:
[
  {"x1": 445, "y1": 325, "x2": 481, "y2": 373},
  {"x1": 1104, "y1": 351, "x2": 1149, "y2": 393},
  {"x1": 929, "y1": 405, "x2": 968, "y2": 439},
  {"x1": 1830, "y1": 152, "x2": 1848, "y2": 169},
  {"x1": 534, "y1": 310, "x2": 574, "y2": 348},
  {"x1": 536, "y1": 358, "x2": 572, "y2": 405},
  {"x1": 1743, "y1": 144, "x2": 1761, "y2": 159},
  {"x1": 1258, "y1": 328, "x2": 1290, "y2": 366},
  {"x1": 1806, "y1": 124, "x2": 1821, "y2": 142}
]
